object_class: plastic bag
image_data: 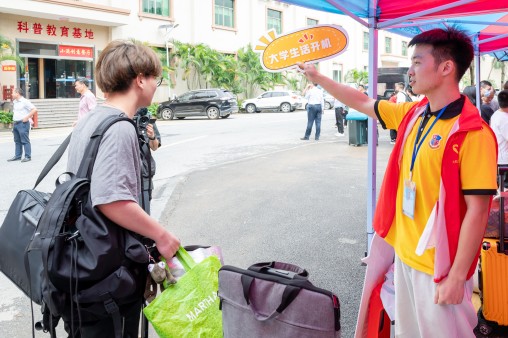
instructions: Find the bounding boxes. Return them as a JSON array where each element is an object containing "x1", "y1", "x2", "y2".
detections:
[{"x1": 143, "y1": 247, "x2": 223, "y2": 338}]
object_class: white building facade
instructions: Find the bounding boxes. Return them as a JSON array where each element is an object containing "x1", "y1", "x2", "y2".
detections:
[{"x1": 0, "y1": 0, "x2": 501, "y2": 105}]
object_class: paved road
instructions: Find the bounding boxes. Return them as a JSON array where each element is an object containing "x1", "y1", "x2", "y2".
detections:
[{"x1": 0, "y1": 110, "x2": 393, "y2": 337}]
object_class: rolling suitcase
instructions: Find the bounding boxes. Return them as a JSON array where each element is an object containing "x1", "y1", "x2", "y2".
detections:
[
  {"x1": 476, "y1": 165, "x2": 508, "y2": 337},
  {"x1": 218, "y1": 261, "x2": 340, "y2": 338}
]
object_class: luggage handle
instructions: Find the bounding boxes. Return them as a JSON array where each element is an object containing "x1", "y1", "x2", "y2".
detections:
[
  {"x1": 248, "y1": 262, "x2": 309, "y2": 280},
  {"x1": 241, "y1": 274, "x2": 302, "y2": 321}
]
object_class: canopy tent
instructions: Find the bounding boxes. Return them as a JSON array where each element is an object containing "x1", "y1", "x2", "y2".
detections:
[{"x1": 279, "y1": 0, "x2": 508, "y2": 254}]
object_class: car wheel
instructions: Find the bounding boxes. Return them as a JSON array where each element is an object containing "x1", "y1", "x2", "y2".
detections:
[
  {"x1": 280, "y1": 102, "x2": 291, "y2": 113},
  {"x1": 177, "y1": 117, "x2": 185, "y2": 120},
  {"x1": 160, "y1": 107, "x2": 174, "y2": 120},
  {"x1": 220, "y1": 114, "x2": 230, "y2": 119},
  {"x1": 207, "y1": 106, "x2": 220, "y2": 119},
  {"x1": 325, "y1": 101, "x2": 332, "y2": 110},
  {"x1": 245, "y1": 103, "x2": 256, "y2": 113}
]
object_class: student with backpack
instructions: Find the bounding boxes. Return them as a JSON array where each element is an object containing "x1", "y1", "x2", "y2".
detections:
[{"x1": 63, "y1": 40, "x2": 180, "y2": 337}]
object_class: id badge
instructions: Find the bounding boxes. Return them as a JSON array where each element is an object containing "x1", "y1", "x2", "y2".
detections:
[{"x1": 402, "y1": 179, "x2": 416, "y2": 219}]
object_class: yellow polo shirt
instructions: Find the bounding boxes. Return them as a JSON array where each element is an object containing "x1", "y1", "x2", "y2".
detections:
[{"x1": 376, "y1": 98, "x2": 497, "y2": 275}]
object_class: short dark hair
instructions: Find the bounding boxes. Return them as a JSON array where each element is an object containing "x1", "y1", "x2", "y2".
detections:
[
  {"x1": 462, "y1": 85, "x2": 477, "y2": 105},
  {"x1": 480, "y1": 80, "x2": 493, "y2": 88},
  {"x1": 409, "y1": 27, "x2": 473, "y2": 82},
  {"x1": 75, "y1": 77, "x2": 89, "y2": 87},
  {"x1": 96, "y1": 40, "x2": 162, "y2": 93},
  {"x1": 498, "y1": 90, "x2": 508, "y2": 109}
]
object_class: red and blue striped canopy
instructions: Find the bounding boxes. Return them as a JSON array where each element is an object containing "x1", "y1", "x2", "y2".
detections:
[{"x1": 279, "y1": 0, "x2": 508, "y2": 59}]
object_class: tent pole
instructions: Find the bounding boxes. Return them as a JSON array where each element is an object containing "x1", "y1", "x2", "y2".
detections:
[
  {"x1": 474, "y1": 35, "x2": 481, "y2": 111},
  {"x1": 366, "y1": 6, "x2": 378, "y2": 257}
]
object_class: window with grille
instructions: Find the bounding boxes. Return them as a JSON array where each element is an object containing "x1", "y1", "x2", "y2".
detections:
[
  {"x1": 267, "y1": 9, "x2": 282, "y2": 34},
  {"x1": 142, "y1": 0, "x2": 170, "y2": 17},
  {"x1": 215, "y1": 0, "x2": 234, "y2": 28}
]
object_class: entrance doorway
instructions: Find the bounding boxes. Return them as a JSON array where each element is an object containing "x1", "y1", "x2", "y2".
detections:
[{"x1": 44, "y1": 59, "x2": 57, "y2": 98}]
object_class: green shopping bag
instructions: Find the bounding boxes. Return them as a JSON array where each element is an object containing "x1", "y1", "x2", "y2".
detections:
[{"x1": 143, "y1": 246, "x2": 223, "y2": 338}]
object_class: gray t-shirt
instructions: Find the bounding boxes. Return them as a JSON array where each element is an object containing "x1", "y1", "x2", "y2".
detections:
[{"x1": 67, "y1": 105, "x2": 141, "y2": 207}]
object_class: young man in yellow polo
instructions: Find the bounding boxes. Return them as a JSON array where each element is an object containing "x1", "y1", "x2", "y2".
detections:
[{"x1": 299, "y1": 27, "x2": 497, "y2": 337}]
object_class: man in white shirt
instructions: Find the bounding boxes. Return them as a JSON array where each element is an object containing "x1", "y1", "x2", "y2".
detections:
[
  {"x1": 301, "y1": 83, "x2": 324, "y2": 140},
  {"x1": 390, "y1": 82, "x2": 409, "y2": 144},
  {"x1": 490, "y1": 90, "x2": 508, "y2": 166},
  {"x1": 7, "y1": 88, "x2": 37, "y2": 162}
]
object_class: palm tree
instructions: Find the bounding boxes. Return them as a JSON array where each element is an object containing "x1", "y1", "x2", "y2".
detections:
[
  {"x1": 345, "y1": 68, "x2": 368, "y2": 85},
  {"x1": 0, "y1": 34, "x2": 24, "y2": 70}
]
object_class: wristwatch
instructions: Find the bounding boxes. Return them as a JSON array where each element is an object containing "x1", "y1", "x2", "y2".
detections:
[{"x1": 148, "y1": 135, "x2": 156, "y2": 140}]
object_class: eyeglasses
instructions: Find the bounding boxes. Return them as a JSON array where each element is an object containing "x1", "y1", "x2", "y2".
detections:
[{"x1": 156, "y1": 77, "x2": 163, "y2": 87}]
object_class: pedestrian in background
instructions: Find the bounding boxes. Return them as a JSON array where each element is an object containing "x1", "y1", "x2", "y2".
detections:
[
  {"x1": 463, "y1": 85, "x2": 495, "y2": 124},
  {"x1": 301, "y1": 83, "x2": 324, "y2": 141},
  {"x1": 334, "y1": 97, "x2": 346, "y2": 136},
  {"x1": 490, "y1": 90, "x2": 508, "y2": 166},
  {"x1": 7, "y1": 88, "x2": 36, "y2": 162},
  {"x1": 480, "y1": 80, "x2": 500, "y2": 111},
  {"x1": 74, "y1": 77, "x2": 97, "y2": 126}
]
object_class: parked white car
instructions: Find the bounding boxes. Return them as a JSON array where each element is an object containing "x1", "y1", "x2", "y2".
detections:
[{"x1": 242, "y1": 90, "x2": 300, "y2": 113}]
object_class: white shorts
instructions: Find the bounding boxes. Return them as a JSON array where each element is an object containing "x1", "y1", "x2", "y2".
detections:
[{"x1": 394, "y1": 255, "x2": 477, "y2": 338}]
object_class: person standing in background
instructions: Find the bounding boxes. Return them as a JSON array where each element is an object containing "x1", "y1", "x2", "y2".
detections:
[
  {"x1": 74, "y1": 77, "x2": 97, "y2": 125},
  {"x1": 463, "y1": 85, "x2": 495, "y2": 124},
  {"x1": 490, "y1": 90, "x2": 508, "y2": 166},
  {"x1": 301, "y1": 83, "x2": 324, "y2": 141},
  {"x1": 389, "y1": 82, "x2": 410, "y2": 144},
  {"x1": 333, "y1": 97, "x2": 347, "y2": 136},
  {"x1": 480, "y1": 80, "x2": 500, "y2": 112},
  {"x1": 7, "y1": 88, "x2": 36, "y2": 162}
]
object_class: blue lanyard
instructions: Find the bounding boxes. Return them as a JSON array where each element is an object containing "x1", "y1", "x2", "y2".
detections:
[{"x1": 409, "y1": 104, "x2": 448, "y2": 174}]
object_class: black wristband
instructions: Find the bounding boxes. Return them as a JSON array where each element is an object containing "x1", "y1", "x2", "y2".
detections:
[{"x1": 149, "y1": 136, "x2": 156, "y2": 140}]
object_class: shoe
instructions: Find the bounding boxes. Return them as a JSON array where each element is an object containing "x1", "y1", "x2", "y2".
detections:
[
  {"x1": 390, "y1": 140, "x2": 396, "y2": 145},
  {"x1": 300, "y1": 137, "x2": 309, "y2": 140},
  {"x1": 315, "y1": 138, "x2": 320, "y2": 141},
  {"x1": 7, "y1": 156, "x2": 21, "y2": 162},
  {"x1": 21, "y1": 158, "x2": 31, "y2": 162},
  {"x1": 335, "y1": 132, "x2": 344, "y2": 137}
]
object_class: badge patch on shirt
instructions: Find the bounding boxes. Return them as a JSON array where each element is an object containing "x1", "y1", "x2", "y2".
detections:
[{"x1": 429, "y1": 134, "x2": 442, "y2": 149}]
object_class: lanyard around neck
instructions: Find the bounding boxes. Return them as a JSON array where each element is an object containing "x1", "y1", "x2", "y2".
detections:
[{"x1": 410, "y1": 104, "x2": 448, "y2": 174}]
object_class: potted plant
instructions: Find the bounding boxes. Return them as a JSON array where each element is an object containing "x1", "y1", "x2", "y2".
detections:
[{"x1": 0, "y1": 110, "x2": 13, "y2": 128}]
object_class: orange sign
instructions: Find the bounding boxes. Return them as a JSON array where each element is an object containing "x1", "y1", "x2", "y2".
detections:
[
  {"x1": 58, "y1": 45, "x2": 93, "y2": 58},
  {"x1": 2, "y1": 65, "x2": 16, "y2": 71},
  {"x1": 255, "y1": 25, "x2": 348, "y2": 72}
]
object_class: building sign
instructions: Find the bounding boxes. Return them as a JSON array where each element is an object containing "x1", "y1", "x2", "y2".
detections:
[
  {"x1": 255, "y1": 25, "x2": 349, "y2": 72},
  {"x1": 2, "y1": 65, "x2": 16, "y2": 71},
  {"x1": 17, "y1": 21, "x2": 94, "y2": 40},
  {"x1": 58, "y1": 45, "x2": 94, "y2": 58}
]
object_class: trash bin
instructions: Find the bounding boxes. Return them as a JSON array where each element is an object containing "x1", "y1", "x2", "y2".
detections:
[{"x1": 346, "y1": 110, "x2": 368, "y2": 146}]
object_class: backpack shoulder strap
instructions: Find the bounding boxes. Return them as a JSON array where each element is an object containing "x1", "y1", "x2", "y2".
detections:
[
  {"x1": 33, "y1": 133, "x2": 72, "y2": 189},
  {"x1": 76, "y1": 114, "x2": 136, "y2": 179}
]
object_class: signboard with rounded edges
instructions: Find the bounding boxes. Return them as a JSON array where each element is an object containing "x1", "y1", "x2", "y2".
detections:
[{"x1": 255, "y1": 25, "x2": 348, "y2": 72}]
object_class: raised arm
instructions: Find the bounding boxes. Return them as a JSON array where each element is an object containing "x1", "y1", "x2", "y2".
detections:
[{"x1": 298, "y1": 63, "x2": 377, "y2": 118}]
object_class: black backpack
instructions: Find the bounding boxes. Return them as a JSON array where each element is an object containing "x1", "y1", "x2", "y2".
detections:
[{"x1": 26, "y1": 114, "x2": 149, "y2": 337}]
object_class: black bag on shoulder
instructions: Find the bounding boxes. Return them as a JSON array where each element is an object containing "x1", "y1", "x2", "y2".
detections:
[
  {"x1": 25, "y1": 115, "x2": 149, "y2": 336},
  {"x1": 0, "y1": 128, "x2": 75, "y2": 305}
]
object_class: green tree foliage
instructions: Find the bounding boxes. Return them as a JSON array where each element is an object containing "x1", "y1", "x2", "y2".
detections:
[
  {"x1": 169, "y1": 42, "x2": 297, "y2": 98},
  {"x1": 0, "y1": 34, "x2": 24, "y2": 70},
  {"x1": 345, "y1": 68, "x2": 368, "y2": 85}
]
